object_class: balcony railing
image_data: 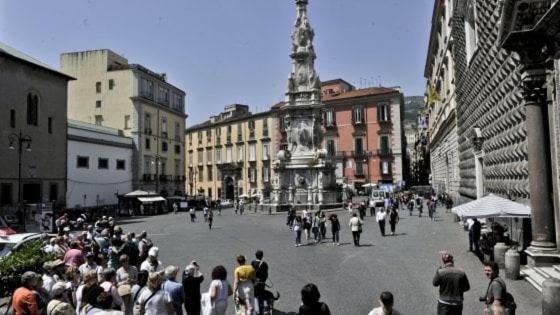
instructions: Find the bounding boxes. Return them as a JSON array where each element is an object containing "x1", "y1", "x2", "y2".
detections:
[
  {"x1": 159, "y1": 174, "x2": 172, "y2": 182},
  {"x1": 216, "y1": 137, "x2": 221, "y2": 145},
  {"x1": 352, "y1": 150, "x2": 367, "y2": 158},
  {"x1": 377, "y1": 149, "x2": 393, "y2": 157},
  {"x1": 226, "y1": 135, "x2": 231, "y2": 143}
]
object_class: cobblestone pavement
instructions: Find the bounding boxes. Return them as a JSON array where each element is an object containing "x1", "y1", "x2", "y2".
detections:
[{"x1": 119, "y1": 205, "x2": 541, "y2": 315}]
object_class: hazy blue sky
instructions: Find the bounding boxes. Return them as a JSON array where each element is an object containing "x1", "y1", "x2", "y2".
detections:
[{"x1": 1, "y1": 0, "x2": 433, "y2": 125}]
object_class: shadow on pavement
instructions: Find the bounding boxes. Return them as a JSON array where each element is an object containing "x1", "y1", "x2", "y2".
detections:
[
  {"x1": 272, "y1": 310, "x2": 297, "y2": 315},
  {"x1": 357, "y1": 243, "x2": 373, "y2": 247},
  {"x1": 392, "y1": 233, "x2": 408, "y2": 236}
]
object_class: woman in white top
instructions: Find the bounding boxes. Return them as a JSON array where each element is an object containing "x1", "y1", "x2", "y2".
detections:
[
  {"x1": 134, "y1": 273, "x2": 173, "y2": 315},
  {"x1": 208, "y1": 265, "x2": 233, "y2": 315}
]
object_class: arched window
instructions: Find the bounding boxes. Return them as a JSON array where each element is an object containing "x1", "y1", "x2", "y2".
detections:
[{"x1": 26, "y1": 93, "x2": 39, "y2": 126}]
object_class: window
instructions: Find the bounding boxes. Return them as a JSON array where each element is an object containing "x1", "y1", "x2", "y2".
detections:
[
  {"x1": 198, "y1": 131, "x2": 203, "y2": 144},
  {"x1": 109, "y1": 79, "x2": 115, "y2": 90},
  {"x1": 162, "y1": 142, "x2": 168, "y2": 152},
  {"x1": 262, "y1": 119, "x2": 268, "y2": 137},
  {"x1": 94, "y1": 115, "x2": 103, "y2": 126},
  {"x1": 208, "y1": 188, "x2": 212, "y2": 198},
  {"x1": 216, "y1": 148, "x2": 222, "y2": 164},
  {"x1": 207, "y1": 150, "x2": 213, "y2": 164},
  {"x1": 77, "y1": 156, "x2": 89, "y2": 168},
  {"x1": 262, "y1": 143, "x2": 269, "y2": 160},
  {"x1": 175, "y1": 123, "x2": 181, "y2": 141},
  {"x1": 263, "y1": 167, "x2": 269, "y2": 182},
  {"x1": 158, "y1": 86, "x2": 169, "y2": 104},
  {"x1": 380, "y1": 136, "x2": 390, "y2": 154},
  {"x1": 198, "y1": 167, "x2": 203, "y2": 181},
  {"x1": 378, "y1": 103, "x2": 390, "y2": 122},
  {"x1": 237, "y1": 145, "x2": 244, "y2": 162},
  {"x1": 249, "y1": 168, "x2": 256, "y2": 183},
  {"x1": 141, "y1": 78, "x2": 154, "y2": 99},
  {"x1": 325, "y1": 109, "x2": 335, "y2": 127},
  {"x1": 124, "y1": 115, "x2": 131, "y2": 129},
  {"x1": 249, "y1": 120, "x2": 255, "y2": 138},
  {"x1": 174, "y1": 159, "x2": 181, "y2": 176},
  {"x1": 465, "y1": 0, "x2": 478, "y2": 64},
  {"x1": 326, "y1": 139, "x2": 335, "y2": 156},
  {"x1": 206, "y1": 128, "x2": 212, "y2": 140},
  {"x1": 381, "y1": 161, "x2": 391, "y2": 175},
  {"x1": 0, "y1": 183, "x2": 12, "y2": 206},
  {"x1": 98, "y1": 158, "x2": 109, "y2": 169},
  {"x1": 160, "y1": 159, "x2": 167, "y2": 175},
  {"x1": 145, "y1": 138, "x2": 151, "y2": 150},
  {"x1": 188, "y1": 132, "x2": 193, "y2": 145},
  {"x1": 346, "y1": 160, "x2": 353, "y2": 168},
  {"x1": 175, "y1": 145, "x2": 181, "y2": 154},
  {"x1": 207, "y1": 167, "x2": 213, "y2": 181},
  {"x1": 249, "y1": 143, "x2": 256, "y2": 161},
  {"x1": 144, "y1": 156, "x2": 152, "y2": 174},
  {"x1": 49, "y1": 183, "x2": 58, "y2": 202},
  {"x1": 352, "y1": 106, "x2": 364, "y2": 125},
  {"x1": 26, "y1": 93, "x2": 38, "y2": 126},
  {"x1": 48, "y1": 117, "x2": 53, "y2": 134},
  {"x1": 95, "y1": 100, "x2": 102, "y2": 108},
  {"x1": 237, "y1": 124, "x2": 243, "y2": 141},
  {"x1": 354, "y1": 137, "x2": 364, "y2": 155},
  {"x1": 161, "y1": 117, "x2": 168, "y2": 138},
  {"x1": 96, "y1": 82, "x2": 101, "y2": 93},
  {"x1": 10, "y1": 109, "x2": 15, "y2": 128},
  {"x1": 145, "y1": 113, "x2": 152, "y2": 132},
  {"x1": 116, "y1": 159, "x2": 126, "y2": 170},
  {"x1": 197, "y1": 150, "x2": 203, "y2": 165},
  {"x1": 226, "y1": 147, "x2": 232, "y2": 163}
]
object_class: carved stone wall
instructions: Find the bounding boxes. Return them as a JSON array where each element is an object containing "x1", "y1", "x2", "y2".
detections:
[
  {"x1": 452, "y1": 0, "x2": 529, "y2": 200},
  {"x1": 430, "y1": 120, "x2": 460, "y2": 200}
]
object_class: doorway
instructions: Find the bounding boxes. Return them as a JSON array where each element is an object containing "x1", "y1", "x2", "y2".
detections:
[{"x1": 225, "y1": 177, "x2": 235, "y2": 200}]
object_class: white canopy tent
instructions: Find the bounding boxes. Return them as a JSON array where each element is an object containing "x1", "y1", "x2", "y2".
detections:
[
  {"x1": 452, "y1": 194, "x2": 531, "y2": 218},
  {"x1": 137, "y1": 196, "x2": 166, "y2": 203},
  {"x1": 124, "y1": 190, "x2": 156, "y2": 197}
]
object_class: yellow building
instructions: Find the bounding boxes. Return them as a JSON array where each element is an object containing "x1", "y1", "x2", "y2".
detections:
[
  {"x1": 61, "y1": 50, "x2": 187, "y2": 196},
  {"x1": 186, "y1": 104, "x2": 275, "y2": 202}
]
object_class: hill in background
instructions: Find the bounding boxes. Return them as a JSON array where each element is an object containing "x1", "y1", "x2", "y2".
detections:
[{"x1": 404, "y1": 96, "x2": 424, "y2": 127}]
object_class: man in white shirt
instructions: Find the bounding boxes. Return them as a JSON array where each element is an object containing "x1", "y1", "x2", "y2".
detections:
[
  {"x1": 140, "y1": 247, "x2": 163, "y2": 274},
  {"x1": 376, "y1": 209, "x2": 387, "y2": 237},
  {"x1": 368, "y1": 291, "x2": 402, "y2": 315}
]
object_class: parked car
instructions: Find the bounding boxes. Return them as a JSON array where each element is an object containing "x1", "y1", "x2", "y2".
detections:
[{"x1": 0, "y1": 233, "x2": 50, "y2": 259}]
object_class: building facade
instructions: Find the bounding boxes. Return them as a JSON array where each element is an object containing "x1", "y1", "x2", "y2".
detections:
[
  {"x1": 0, "y1": 43, "x2": 72, "y2": 215},
  {"x1": 443, "y1": 0, "x2": 560, "y2": 265},
  {"x1": 185, "y1": 105, "x2": 276, "y2": 202},
  {"x1": 67, "y1": 120, "x2": 133, "y2": 209},
  {"x1": 61, "y1": 50, "x2": 187, "y2": 196},
  {"x1": 320, "y1": 79, "x2": 406, "y2": 191},
  {"x1": 425, "y1": 0, "x2": 460, "y2": 200}
]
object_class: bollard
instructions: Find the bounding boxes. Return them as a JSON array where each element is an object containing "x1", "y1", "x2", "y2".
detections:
[
  {"x1": 542, "y1": 278, "x2": 560, "y2": 315},
  {"x1": 493, "y1": 242, "x2": 508, "y2": 268},
  {"x1": 504, "y1": 248, "x2": 520, "y2": 280}
]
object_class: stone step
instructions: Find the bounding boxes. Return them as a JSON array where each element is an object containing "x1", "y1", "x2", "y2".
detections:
[
  {"x1": 540, "y1": 266, "x2": 560, "y2": 280},
  {"x1": 521, "y1": 266, "x2": 545, "y2": 292},
  {"x1": 554, "y1": 265, "x2": 560, "y2": 274}
]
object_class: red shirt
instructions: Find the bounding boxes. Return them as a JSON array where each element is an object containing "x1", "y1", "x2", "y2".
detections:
[{"x1": 12, "y1": 287, "x2": 39, "y2": 315}]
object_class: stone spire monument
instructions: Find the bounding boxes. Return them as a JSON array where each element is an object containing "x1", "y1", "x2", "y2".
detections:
[{"x1": 270, "y1": 0, "x2": 338, "y2": 211}]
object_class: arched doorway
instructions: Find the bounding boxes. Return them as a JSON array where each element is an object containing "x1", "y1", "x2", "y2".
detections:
[{"x1": 225, "y1": 177, "x2": 235, "y2": 200}]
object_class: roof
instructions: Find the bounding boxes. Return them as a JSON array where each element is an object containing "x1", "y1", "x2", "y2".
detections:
[
  {"x1": 321, "y1": 78, "x2": 354, "y2": 88},
  {"x1": 68, "y1": 119, "x2": 128, "y2": 138},
  {"x1": 0, "y1": 42, "x2": 74, "y2": 80},
  {"x1": 186, "y1": 109, "x2": 273, "y2": 132},
  {"x1": 322, "y1": 86, "x2": 400, "y2": 101}
]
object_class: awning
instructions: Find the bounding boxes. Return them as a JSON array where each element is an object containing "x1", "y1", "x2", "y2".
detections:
[
  {"x1": 137, "y1": 196, "x2": 166, "y2": 203},
  {"x1": 452, "y1": 194, "x2": 531, "y2": 218},
  {"x1": 125, "y1": 190, "x2": 151, "y2": 197}
]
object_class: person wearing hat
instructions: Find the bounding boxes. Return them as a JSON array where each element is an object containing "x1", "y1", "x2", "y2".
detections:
[
  {"x1": 182, "y1": 261, "x2": 204, "y2": 315},
  {"x1": 41, "y1": 261, "x2": 56, "y2": 295},
  {"x1": 163, "y1": 265, "x2": 184, "y2": 315},
  {"x1": 12, "y1": 271, "x2": 40, "y2": 315},
  {"x1": 432, "y1": 251, "x2": 470, "y2": 315},
  {"x1": 140, "y1": 247, "x2": 163, "y2": 273},
  {"x1": 79, "y1": 252, "x2": 104, "y2": 284},
  {"x1": 47, "y1": 282, "x2": 75, "y2": 315}
]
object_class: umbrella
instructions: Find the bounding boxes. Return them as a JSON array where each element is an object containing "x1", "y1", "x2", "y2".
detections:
[{"x1": 452, "y1": 194, "x2": 531, "y2": 218}]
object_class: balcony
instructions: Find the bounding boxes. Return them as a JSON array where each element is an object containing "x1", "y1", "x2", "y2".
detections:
[
  {"x1": 174, "y1": 175, "x2": 185, "y2": 182},
  {"x1": 262, "y1": 129, "x2": 269, "y2": 138},
  {"x1": 377, "y1": 149, "x2": 393, "y2": 157},
  {"x1": 216, "y1": 137, "x2": 221, "y2": 145},
  {"x1": 144, "y1": 128, "x2": 152, "y2": 135},
  {"x1": 143, "y1": 174, "x2": 153, "y2": 182},
  {"x1": 249, "y1": 130, "x2": 255, "y2": 139},
  {"x1": 237, "y1": 134, "x2": 243, "y2": 142},
  {"x1": 352, "y1": 150, "x2": 367, "y2": 158},
  {"x1": 226, "y1": 135, "x2": 231, "y2": 143},
  {"x1": 159, "y1": 174, "x2": 172, "y2": 182},
  {"x1": 162, "y1": 132, "x2": 168, "y2": 139}
]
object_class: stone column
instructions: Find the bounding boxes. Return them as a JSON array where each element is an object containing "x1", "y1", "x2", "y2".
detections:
[{"x1": 522, "y1": 67, "x2": 557, "y2": 253}]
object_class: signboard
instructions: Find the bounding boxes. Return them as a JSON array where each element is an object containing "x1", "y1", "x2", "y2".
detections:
[
  {"x1": 40, "y1": 209, "x2": 54, "y2": 233},
  {"x1": 180, "y1": 201, "x2": 189, "y2": 209}
]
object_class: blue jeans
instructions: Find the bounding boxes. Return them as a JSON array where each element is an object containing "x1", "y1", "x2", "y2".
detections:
[
  {"x1": 437, "y1": 302, "x2": 463, "y2": 315},
  {"x1": 295, "y1": 230, "x2": 302, "y2": 245}
]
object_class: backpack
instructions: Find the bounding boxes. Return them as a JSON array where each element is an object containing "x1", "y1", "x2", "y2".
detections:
[{"x1": 487, "y1": 278, "x2": 516, "y2": 315}]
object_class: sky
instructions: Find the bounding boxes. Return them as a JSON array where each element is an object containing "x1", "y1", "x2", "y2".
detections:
[{"x1": 0, "y1": 0, "x2": 433, "y2": 126}]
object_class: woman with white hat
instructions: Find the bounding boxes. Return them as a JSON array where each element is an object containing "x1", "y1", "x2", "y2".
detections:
[{"x1": 140, "y1": 247, "x2": 163, "y2": 273}]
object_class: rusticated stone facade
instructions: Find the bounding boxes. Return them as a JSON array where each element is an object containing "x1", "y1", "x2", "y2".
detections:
[{"x1": 451, "y1": 0, "x2": 529, "y2": 202}]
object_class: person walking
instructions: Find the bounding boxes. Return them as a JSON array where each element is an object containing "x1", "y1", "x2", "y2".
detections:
[
  {"x1": 182, "y1": 261, "x2": 204, "y2": 315},
  {"x1": 293, "y1": 216, "x2": 303, "y2": 247},
  {"x1": 368, "y1": 291, "x2": 402, "y2": 315},
  {"x1": 189, "y1": 207, "x2": 196, "y2": 223},
  {"x1": 319, "y1": 212, "x2": 327, "y2": 239},
  {"x1": 207, "y1": 266, "x2": 233, "y2": 315},
  {"x1": 328, "y1": 214, "x2": 340, "y2": 246},
  {"x1": 432, "y1": 252, "x2": 470, "y2": 315},
  {"x1": 239, "y1": 199, "x2": 245, "y2": 215},
  {"x1": 311, "y1": 212, "x2": 321, "y2": 243},
  {"x1": 251, "y1": 250, "x2": 269, "y2": 315},
  {"x1": 297, "y1": 283, "x2": 331, "y2": 315},
  {"x1": 369, "y1": 198, "x2": 376, "y2": 217},
  {"x1": 172, "y1": 202, "x2": 178, "y2": 215},
  {"x1": 233, "y1": 255, "x2": 256, "y2": 315},
  {"x1": 472, "y1": 218, "x2": 482, "y2": 256},
  {"x1": 389, "y1": 206, "x2": 400, "y2": 236},
  {"x1": 208, "y1": 209, "x2": 214, "y2": 230},
  {"x1": 348, "y1": 213, "x2": 363, "y2": 246},
  {"x1": 482, "y1": 261, "x2": 512, "y2": 315},
  {"x1": 359, "y1": 202, "x2": 366, "y2": 220},
  {"x1": 203, "y1": 206, "x2": 209, "y2": 223},
  {"x1": 376, "y1": 208, "x2": 387, "y2": 237}
]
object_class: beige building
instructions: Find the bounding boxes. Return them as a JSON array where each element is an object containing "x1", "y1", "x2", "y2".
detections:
[
  {"x1": 61, "y1": 49, "x2": 187, "y2": 196},
  {"x1": 424, "y1": 0, "x2": 459, "y2": 199},
  {"x1": 186, "y1": 104, "x2": 275, "y2": 201},
  {"x1": 0, "y1": 42, "x2": 73, "y2": 221}
]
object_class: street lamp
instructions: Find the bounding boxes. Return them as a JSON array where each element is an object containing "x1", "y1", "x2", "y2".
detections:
[{"x1": 8, "y1": 132, "x2": 32, "y2": 232}]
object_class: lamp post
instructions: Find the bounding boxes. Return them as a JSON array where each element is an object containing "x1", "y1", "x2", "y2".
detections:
[{"x1": 8, "y1": 131, "x2": 32, "y2": 232}]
